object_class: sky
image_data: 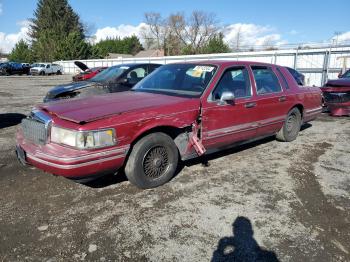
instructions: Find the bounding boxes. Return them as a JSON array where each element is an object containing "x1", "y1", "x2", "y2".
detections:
[{"x1": 0, "y1": 0, "x2": 349, "y2": 53}]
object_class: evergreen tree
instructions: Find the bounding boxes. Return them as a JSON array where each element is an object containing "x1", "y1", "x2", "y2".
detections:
[
  {"x1": 93, "y1": 36, "x2": 143, "y2": 57},
  {"x1": 202, "y1": 33, "x2": 231, "y2": 54},
  {"x1": 30, "y1": 0, "x2": 90, "y2": 61},
  {"x1": 9, "y1": 40, "x2": 34, "y2": 63}
]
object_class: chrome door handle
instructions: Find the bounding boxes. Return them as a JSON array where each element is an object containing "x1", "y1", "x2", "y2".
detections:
[
  {"x1": 245, "y1": 102, "x2": 257, "y2": 108},
  {"x1": 279, "y1": 96, "x2": 287, "y2": 102}
]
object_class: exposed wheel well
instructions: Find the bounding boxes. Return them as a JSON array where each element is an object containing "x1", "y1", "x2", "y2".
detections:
[
  {"x1": 131, "y1": 126, "x2": 190, "y2": 146},
  {"x1": 124, "y1": 126, "x2": 191, "y2": 163},
  {"x1": 293, "y1": 104, "x2": 304, "y2": 119}
]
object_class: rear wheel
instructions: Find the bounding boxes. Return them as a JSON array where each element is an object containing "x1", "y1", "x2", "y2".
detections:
[
  {"x1": 125, "y1": 132, "x2": 179, "y2": 189},
  {"x1": 276, "y1": 108, "x2": 302, "y2": 142}
]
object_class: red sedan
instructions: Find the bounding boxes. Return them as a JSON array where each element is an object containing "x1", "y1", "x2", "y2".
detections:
[
  {"x1": 72, "y1": 61, "x2": 108, "y2": 82},
  {"x1": 16, "y1": 61, "x2": 322, "y2": 188}
]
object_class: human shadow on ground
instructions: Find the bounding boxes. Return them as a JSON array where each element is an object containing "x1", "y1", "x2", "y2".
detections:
[
  {"x1": 212, "y1": 216, "x2": 279, "y2": 262},
  {"x1": 0, "y1": 113, "x2": 26, "y2": 129}
]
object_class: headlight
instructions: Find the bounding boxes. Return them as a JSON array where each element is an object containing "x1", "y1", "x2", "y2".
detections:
[{"x1": 51, "y1": 126, "x2": 116, "y2": 149}]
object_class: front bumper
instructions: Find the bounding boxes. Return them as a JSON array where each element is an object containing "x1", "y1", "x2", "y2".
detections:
[
  {"x1": 327, "y1": 102, "x2": 350, "y2": 116},
  {"x1": 16, "y1": 129, "x2": 129, "y2": 179}
]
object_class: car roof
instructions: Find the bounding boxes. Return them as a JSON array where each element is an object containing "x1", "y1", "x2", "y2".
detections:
[
  {"x1": 114, "y1": 63, "x2": 161, "y2": 68},
  {"x1": 171, "y1": 60, "x2": 281, "y2": 68}
]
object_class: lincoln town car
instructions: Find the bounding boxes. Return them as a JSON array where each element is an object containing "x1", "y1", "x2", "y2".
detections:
[{"x1": 16, "y1": 61, "x2": 322, "y2": 188}]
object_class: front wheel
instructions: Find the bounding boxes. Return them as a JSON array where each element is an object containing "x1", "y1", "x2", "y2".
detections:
[
  {"x1": 276, "y1": 108, "x2": 302, "y2": 142},
  {"x1": 125, "y1": 132, "x2": 179, "y2": 189}
]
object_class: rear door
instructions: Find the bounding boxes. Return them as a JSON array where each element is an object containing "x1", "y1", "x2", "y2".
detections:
[
  {"x1": 250, "y1": 65, "x2": 291, "y2": 136},
  {"x1": 202, "y1": 66, "x2": 260, "y2": 149}
]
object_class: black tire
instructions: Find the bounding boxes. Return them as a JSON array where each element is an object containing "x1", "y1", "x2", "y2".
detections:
[
  {"x1": 276, "y1": 108, "x2": 302, "y2": 142},
  {"x1": 40, "y1": 71, "x2": 45, "y2": 76},
  {"x1": 125, "y1": 132, "x2": 179, "y2": 189},
  {"x1": 56, "y1": 70, "x2": 62, "y2": 75}
]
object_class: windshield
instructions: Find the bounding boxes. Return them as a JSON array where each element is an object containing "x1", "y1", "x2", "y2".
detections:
[
  {"x1": 90, "y1": 65, "x2": 128, "y2": 83},
  {"x1": 133, "y1": 64, "x2": 217, "y2": 97}
]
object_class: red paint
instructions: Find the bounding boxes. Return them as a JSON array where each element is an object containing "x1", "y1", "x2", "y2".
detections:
[
  {"x1": 16, "y1": 61, "x2": 322, "y2": 180},
  {"x1": 322, "y1": 78, "x2": 350, "y2": 116},
  {"x1": 72, "y1": 67, "x2": 108, "y2": 82}
]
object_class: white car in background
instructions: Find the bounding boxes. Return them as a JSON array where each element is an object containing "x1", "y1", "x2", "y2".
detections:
[{"x1": 30, "y1": 63, "x2": 63, "y2": 75}]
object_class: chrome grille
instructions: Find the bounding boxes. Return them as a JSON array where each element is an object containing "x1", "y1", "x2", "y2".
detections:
[
  {"x1": 21, "y1": 110, "x2": 51, "y2": 145},
  {"x1": 22, "y1": 119, "x2": 48, "y2": 145},
  {"x1": 323, "y1": 91, "x2": 350, "y2": 103}
]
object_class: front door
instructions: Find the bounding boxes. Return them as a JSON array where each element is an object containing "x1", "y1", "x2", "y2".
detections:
[{"x1": 201, "y1": 66, "x2": 259, "y2": 150}]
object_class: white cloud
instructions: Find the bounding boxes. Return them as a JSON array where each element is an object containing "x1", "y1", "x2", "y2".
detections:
[
  {"x1": 332, "y1": 31, "x2": 350, "y2": 43},
  {"x1": 92, "y1": 23, "x2": 147, "y2": 43},
  {"x1": 223, "y1": 23, "x2": 287, "y2": 49},
  {"x1": 0, "y1": 20, "x2": 31, "y2": 54},
  {"x1": 288, "y1": 30, "x2": 298, "y2": 35}
]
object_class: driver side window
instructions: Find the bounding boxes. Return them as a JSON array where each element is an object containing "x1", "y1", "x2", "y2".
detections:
[{"x1": 212, "y1": 67, "x2": 251, "y2": 100}]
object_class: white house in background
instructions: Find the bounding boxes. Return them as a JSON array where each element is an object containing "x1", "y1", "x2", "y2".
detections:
[{"x1": 0, "y1": 57, "x2": 9, "y2": 62}]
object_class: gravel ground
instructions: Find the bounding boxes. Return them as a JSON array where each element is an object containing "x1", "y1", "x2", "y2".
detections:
[{"x1": 0, "y1": 75, "x2": 349, "y2": 262}]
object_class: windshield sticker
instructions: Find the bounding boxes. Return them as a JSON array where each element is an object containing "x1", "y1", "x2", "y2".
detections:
[
  {"x1": 193, "y1": 65, "x2": 214, "y2": 72},
  {"x1": 192, "y1": 69, "x2": 203, "y2": 77}
]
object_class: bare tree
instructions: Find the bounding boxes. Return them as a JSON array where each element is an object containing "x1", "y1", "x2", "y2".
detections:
[
  {"x1": 141, "y1": 12, "x2": 169, "y2": 50},
  {"x1": 169, "y1": 11, "x2": 219, "y2": 54},
  {"x1": 229, "y1": 25, "x2": 243, "y2": 51}
]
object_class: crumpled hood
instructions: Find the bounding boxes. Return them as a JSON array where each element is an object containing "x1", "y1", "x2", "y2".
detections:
[
  {"x1": 47, "y1": 81, "x2": 95, "y2": 97},
  {"x1": 325, "y1": 78, "x2": 350, "y2": 87},
  {"x1": 39, "y1": 91, "x2": 197, "y2": 123}
]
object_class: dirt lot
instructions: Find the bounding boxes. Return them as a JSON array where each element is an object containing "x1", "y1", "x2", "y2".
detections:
[{"x1": 0, "y1": 75, "x2": 349, "y2": 261}]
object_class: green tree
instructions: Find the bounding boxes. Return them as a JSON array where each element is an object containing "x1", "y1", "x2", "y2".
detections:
[
  {"x1": 93, "y1": 36, "x2": 143, "y2": 57},
  {"x1": 56, "y1": 32, "x2": 92, "y2": 60},
  {"x1": 202, "y1": 33, "x2": 231, "y2": 54},
  {"x1": 9, "y1": 40, "x2": 34, "y2": 63},
  {"x1": 30, "y1": 0, "x2": 90, "y2": 61}
]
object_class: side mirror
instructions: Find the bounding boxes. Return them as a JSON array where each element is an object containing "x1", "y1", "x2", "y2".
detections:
[
  {"x1": 338, "y1": 71, "x2": 343, "y2": 78},
  {"x1": 219, "y1": 91, "x2": 235, "y2": 105}
]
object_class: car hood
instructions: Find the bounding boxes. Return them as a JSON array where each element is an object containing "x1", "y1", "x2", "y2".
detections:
[
  {"x1": 39, "y1": 91, "x2": 198, "y2": 123},
  {"x1": 31, "y1": 67, "x2": 43, "y2": 70},
  {"x1": 325, "y1": 79, "x2": 350, "y2": 87},
  {"x1": 74, "y1": 61, "x2": 89, "y2": 71},
  {"x1": 47, "y1": 81, "x2": 95, "y2": 96}
]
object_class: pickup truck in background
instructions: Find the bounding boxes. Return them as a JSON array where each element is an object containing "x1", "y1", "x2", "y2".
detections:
[
  {"x1": 16, "y1": 61, "x2": 322, "y2": 189},
  {"x1": 30, "y1": 63, "x2": 63, "y2": 75}
]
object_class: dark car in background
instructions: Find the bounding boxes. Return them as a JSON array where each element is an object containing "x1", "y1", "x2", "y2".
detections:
[
  {"x1": 338, "y1": 69, "x2": 350, "y2": 79},
  {"x1": 72, "y1": 61, "x2": 108, "y2": 82},
  {"x1": 44, "y1": 63, "x2": 161, "y2": 102},
  {"x1": 321, "y1": 75, "x2": 350, "y2": 116},
  {"x1": 0, "y1": 62, "x2": 30, "y2": 75}
]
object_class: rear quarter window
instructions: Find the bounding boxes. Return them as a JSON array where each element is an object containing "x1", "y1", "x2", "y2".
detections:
[{"x1": 251, "y1": 66, "x2": 282, "y2": 95}]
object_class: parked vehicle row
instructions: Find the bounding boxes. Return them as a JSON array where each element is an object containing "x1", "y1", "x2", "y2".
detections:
[
  {"x1": 0, "y1": 62, "x2": 30, "y2": 75},
  {"x1": 0, "y1": 62, "x2": 63, "y2": 76},
  {"x1": 44, "y1": 63, "x2": 161, "y2": 102},
  {"x1": 16, "y1": 60, "x2": 323, "y2": 189}
]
